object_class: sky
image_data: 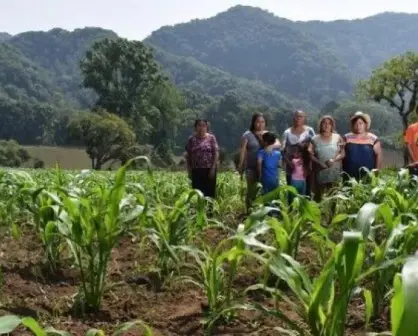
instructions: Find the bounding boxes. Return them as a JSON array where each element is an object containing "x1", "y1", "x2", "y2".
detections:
[{"x1": 1, "y1": 0, "x2": 418, "y2": 40}]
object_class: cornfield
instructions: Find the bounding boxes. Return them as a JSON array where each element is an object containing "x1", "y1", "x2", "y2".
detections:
[{"x1": 0, "y1": 159, "x2": 417, "y2": 335}]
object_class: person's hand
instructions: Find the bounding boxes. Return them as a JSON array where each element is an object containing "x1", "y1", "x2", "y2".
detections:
[
  {"x1": 265, "y1": 145, "x2": 273, "y2": 154},
  {"x1": 325, "y1": 159, "x2": 334, "y2": 168},
  {"x1": 407, "y1": 162, "x2": 418, "y2": 168}
]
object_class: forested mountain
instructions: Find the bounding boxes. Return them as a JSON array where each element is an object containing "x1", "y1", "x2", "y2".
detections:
[
  {"x1": 0, "y1": 5, "x2": 415, "y2": 155},
  {"x1": 296, "y1": 12, "x2": 418, "y2": 79},
  {"x1": 0, "y1": 33, "x2": 11, "y2": 42},
  {"x1": 146, "y1": 6, "x2": 418, "y2": 107}
]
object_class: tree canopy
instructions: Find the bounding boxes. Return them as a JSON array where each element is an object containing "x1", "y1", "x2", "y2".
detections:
[
  {"x1": 80, "y1": 38, "x2": 162, "y2": 121},
  {"x1": 357, "y1": 52, "x2": 418, "y2": 130},
  {"x1": 68, "y1": 110, "x2": 136, "y2": 170}
]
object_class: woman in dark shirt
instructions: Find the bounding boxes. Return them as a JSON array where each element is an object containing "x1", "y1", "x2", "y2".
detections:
[
  {"x1": 342, "y1": 111, "x2": 383, "y2": 181},
  {"x1": 185, "y1": 119, "x2": 220, "y2": 198}
]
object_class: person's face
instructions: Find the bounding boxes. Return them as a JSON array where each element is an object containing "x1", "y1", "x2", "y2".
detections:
[
  {"x1": 195, "y1": 121, "x2": 208, "y2": 135},
  {"x1": 253, "y1": 117, "x2": 266, "y2": 132},
  {"x1": 294, "y1": 112, "x2": 305, "y2": 127},
  {"x1": 353, "y1": 118, "x2": 367, "y2": 134},
  {"x1": 321, "y1": 118, "x2": 333, "y2": 133}
]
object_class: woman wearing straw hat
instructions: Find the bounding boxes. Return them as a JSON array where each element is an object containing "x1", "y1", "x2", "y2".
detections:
[{"x1": 342, "y1": 111, "x2": 383, "y2": 181}]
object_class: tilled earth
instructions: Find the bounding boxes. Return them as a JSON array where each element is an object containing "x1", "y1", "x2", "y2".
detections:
[{"x1": 0, "y1": 226, "x2": 382, "y2": 335}]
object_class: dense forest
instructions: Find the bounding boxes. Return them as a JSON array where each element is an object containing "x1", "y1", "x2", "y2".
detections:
[{"x1": 0, "y1": 5, "x2": 417, "y2": 166}]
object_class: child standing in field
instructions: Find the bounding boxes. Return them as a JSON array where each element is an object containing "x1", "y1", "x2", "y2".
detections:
[
  {"x1": 257, "y1": 132, "x2": 282, "y2": 195},
  {"x1": 291, "y1": 151, "x2": 307, "y2": 196}
]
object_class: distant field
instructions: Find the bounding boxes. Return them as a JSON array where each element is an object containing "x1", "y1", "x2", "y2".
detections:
[
  {"x1": 21, "y1": 145, "x2": 404, "y2": 170},
  {"x1": 23, "y1": 146, "x2": 91, "y2": 169}
]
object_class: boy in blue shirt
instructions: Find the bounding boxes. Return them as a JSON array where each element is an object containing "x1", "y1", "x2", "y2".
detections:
[{"x1": 257, "y1": 132, "x2": 282, "y2": 194}]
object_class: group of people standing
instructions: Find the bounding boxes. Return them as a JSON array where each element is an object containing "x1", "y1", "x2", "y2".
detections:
[{"x1": 184, "y1": 109, "x2": 390, "y2": 213}]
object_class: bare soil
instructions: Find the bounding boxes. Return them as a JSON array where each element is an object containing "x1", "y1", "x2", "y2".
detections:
[{"x1": 0, "y1": 226, "x2": 386, "y2": 335}]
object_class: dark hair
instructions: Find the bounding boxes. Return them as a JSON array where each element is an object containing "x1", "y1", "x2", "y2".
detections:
[
  {"x1": 296, "y1": 141, "x2": 311, "y2": 170},
  {"x1": 262, "y1": 132, "x2": 276, "y2": 146},
  {"x1": 249, "y1": 113, "x2": 265, "y2": 132},
  {"x1": 194, "y1": 119, "x2": 209, "y2": 128}
]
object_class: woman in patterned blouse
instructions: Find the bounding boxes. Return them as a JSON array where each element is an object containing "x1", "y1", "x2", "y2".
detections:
[{"x1": 185, "y1": 119, "x2": 220, "y2": 199}]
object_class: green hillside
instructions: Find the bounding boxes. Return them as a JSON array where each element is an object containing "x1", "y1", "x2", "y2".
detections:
[
  {"x1": 146, "y1": 5, "x2": 353, "y2": 107},
  {"x1": 146, "y1": 6, "x2": 418, "y2": 107},
  {"x1": 0, "y1": 6, "x2": 416, "y2": 162}
]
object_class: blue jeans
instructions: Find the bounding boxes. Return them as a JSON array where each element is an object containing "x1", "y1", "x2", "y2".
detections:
[
  {"x1": 289, "y1": 179, "x2": 306, "y2": 204},
  {"x1": 262, "y1": 180, "x2": 278, "y2": 195},
  {"x1": 291, "y1": 179, "x2": 306, "y2": 195}
]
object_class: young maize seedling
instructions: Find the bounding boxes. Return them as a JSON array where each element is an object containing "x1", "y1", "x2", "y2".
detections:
[
  {"x1": 0, "y1": 314, "x2": 153, "y2": 335},
  {"x1": 247, "y1": 231, "x2": 369, "y2": 336},
  {"x1": 46, "y1": 157, "x2": 147, "y2": 313},
  {"x1": 179, "y1": 236, "x2": 251, "y2": 335},
  {"x1": 143, "y1": 189, "x2": 206, "y2": 285}
]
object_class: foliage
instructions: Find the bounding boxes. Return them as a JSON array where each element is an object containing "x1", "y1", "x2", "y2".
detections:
[
  {"x1": 0, "y1": 139, "x2": 31, "y2": 167},
  {"x1": 68, "y1": 110, "x2": 136, "y2": 169},
  {"x1": 1, "y1": 12, "x2": 418, "y2": 150},
  {"x1": 80, "y1": 37, "x2": 162, "y2": 121},
  {"x1": 357, "y1": 52, "x2": 418, "y2": 130},
  {"x1": 0, "y1": 314, "x2": 153, "y2": 335},
  {"x1": 0, "y1": 166, "x2": 418, "y2": 334}
]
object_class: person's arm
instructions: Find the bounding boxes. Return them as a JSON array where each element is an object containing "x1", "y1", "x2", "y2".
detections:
[
  {"x1": 185, "y1": 139, "x2": 192, "y2": 177},
  {"x1": 238, "y1": 135, "x2": 248, "y2": 175},
  {"x1": 374, "y1": 140, "x2": 383, "y2": 170},
  {"x1": 281, "y1": 130, "x2": 288, "y2": 151},
  {"x1": 210, "y1": 135, "x2": 220, "y2": 174},
  {"x1": 257, "y1": 151, "x2": 263, "y2": 181}
]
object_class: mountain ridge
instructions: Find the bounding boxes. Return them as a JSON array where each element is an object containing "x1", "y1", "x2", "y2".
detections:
[{"x1": 0, "y1": 7, "x2": 417, "y2": 112}]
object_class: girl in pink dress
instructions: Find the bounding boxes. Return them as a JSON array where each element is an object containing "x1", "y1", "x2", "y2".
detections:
[{"x1": 290, "y1": 151, "x2": 307, "y2": 197}]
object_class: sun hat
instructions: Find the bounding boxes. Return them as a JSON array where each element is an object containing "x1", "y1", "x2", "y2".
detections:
[{"x1": 350, "y1": 111, "x2": 371, "y2": 129}]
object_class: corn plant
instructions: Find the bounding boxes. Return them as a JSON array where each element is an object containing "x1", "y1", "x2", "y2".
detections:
[
  {"x1": 142, "y1": 189, "x2": 206, "y2": 284},
  {"x1": 43, "y1": 157, "x2": 147, "y2": 313},
  {"x1": 18, "y1": 187, "x2": 64, "y2": 272},
  {"x1": 179, "y1": 236, "x2": 250, "y2": 334},
  {"x1": 0, "y1": 314, "x2": 153, "y2": 335},
  {"x1": 368, "y1": 252, "x2": 418, "y2": 336},
  {"x1": 0, "y1": 170, "x2": 35, "y2": 232},
  {"x1": 247, "y1": 231, "x2": 372, "y2": 336}
]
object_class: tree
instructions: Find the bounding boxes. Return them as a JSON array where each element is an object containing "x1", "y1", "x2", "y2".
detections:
[
  {"x1": 80, "y1": 37, "x2": 162, "y2": 122},
  {"x1": 357, "y1": 52, "x2": 418, "y2": 164},
  {"x1": 68, "y1": 110, "x2": 136, "y2": 170},
  {"x1": 145, "y1": 80, "x2": 185, "y2": 165},
  {"x1": 0, "y1": 139, "x2": 31, "y2": 167}
]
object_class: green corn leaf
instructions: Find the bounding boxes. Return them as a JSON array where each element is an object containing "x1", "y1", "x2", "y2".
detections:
[
  {"x1": 0, "y1": 315, "x2": 22, "y2": 334},
  {"x1": 20, "y1": 317, "x2": 47, "y2": 336},
  {"x1": 364, "y1": 288, "x2": 373, "y2": 330},
  {"x1": 392, "y1": 252, "x2": 418, "y2": 336},
  {"x1": 356, "y1": 202, "x2": 379, "y2": 239},
  {"x1": 331, "y1": 213, "x2": 349, "y2": 226},
  {"x1": 112, "y1": 320, "x2": 153, "y2": 335}
]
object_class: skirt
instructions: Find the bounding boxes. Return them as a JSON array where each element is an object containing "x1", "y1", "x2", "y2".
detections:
[{"x1": 191, "y1": 168, "x2": 217, "y2": 198}]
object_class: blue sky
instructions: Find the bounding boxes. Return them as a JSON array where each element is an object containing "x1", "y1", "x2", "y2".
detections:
[{"x1": 1, "y1": 0, "x2": 418, "y2": 39}]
